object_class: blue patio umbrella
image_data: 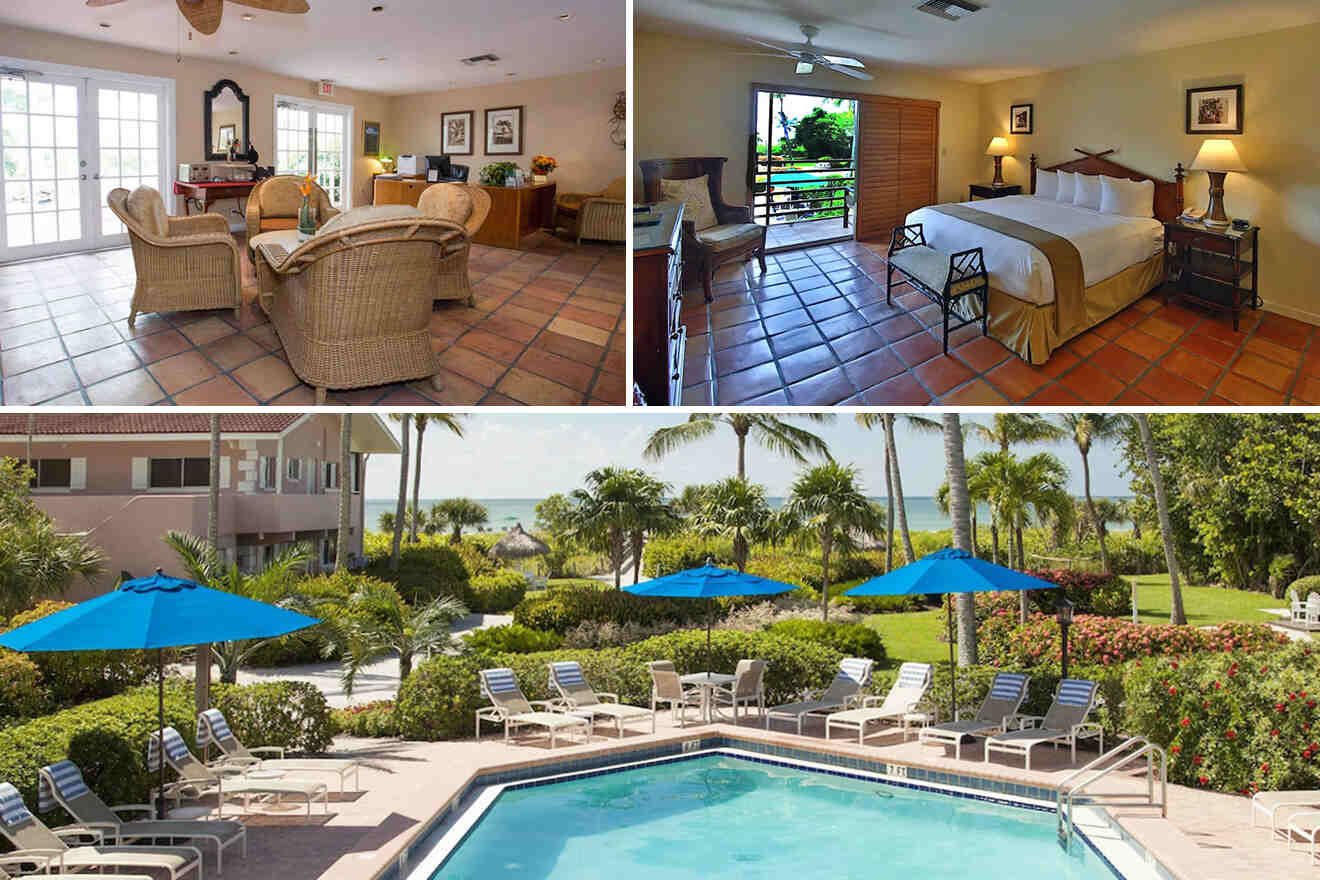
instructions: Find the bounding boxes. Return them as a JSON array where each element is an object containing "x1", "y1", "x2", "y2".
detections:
[
  {"x1": 0, "y1": 569, "x2": 320, "y2": 814},
  {"x1": 844, "y1": 548, "x2": 1058, "y2": 717},
  {"x1": 624, "y1": 560, "x2": 797, "y2": 666}
]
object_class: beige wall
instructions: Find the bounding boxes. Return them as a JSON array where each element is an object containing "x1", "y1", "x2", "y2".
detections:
[
  {"x1": 385, "y1": 67, "x2": 627, "y2": 195},
  {"x1": 633, "y1": 30, "x2": 985, "y2": 210},
  {"x1": 0, "y1": 25, "x2": 393, "y2": 212},
  {"x1": 979, "y1": 22, "x2": 1320, "y2": 323}
]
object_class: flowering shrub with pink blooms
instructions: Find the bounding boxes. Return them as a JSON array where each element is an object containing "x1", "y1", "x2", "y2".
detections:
[
  {"x1": 977, "y1": 610, "x2": 1286, "y2": 668},
  {"x1": 1125, "y1": 642, "x2": 1320, "y2": 793}
]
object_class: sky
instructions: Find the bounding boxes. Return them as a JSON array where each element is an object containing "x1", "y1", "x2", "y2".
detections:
[{"x1": 363, "y1": 414, "x2": 1132, "y2": 500}]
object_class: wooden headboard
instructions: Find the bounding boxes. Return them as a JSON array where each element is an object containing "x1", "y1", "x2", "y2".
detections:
[{"x1": 1029, "y1": 148, "x2": 1185, "y2": 224}]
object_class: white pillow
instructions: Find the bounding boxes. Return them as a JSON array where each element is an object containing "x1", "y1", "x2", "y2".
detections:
[
  {"x1": 1034, "y1": 169, "x2": 1058, "y2": 200},
  {"x1": 1072, "y1": 173, "x2": 1102, "y2": 211},
  {"x1": 1099, "y1": 174, "x2": 1155, "y2": 219},
  {"x1": 1054, "y1": 171, "x2": 1076, "y2": 204}
]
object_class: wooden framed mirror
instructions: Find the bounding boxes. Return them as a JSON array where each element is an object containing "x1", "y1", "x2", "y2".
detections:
[{"x1": 204, "y1": 79, "x2": 250, "y2": 160}]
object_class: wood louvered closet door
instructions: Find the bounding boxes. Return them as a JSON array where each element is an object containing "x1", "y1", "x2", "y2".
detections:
[{"x1": 855, "y1": 95, "x2": 940, "y2": 242}]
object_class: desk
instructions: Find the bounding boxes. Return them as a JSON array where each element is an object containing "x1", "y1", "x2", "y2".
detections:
[
  {"x1": 680, "y1": 672, "x2": 735, "y2": 723},
  {"x1": 473, "y1": 182, "x2": 556, "y2": 249},
  {"x1": 173, "y1": 180, "x2": 257, "y2": 215}
]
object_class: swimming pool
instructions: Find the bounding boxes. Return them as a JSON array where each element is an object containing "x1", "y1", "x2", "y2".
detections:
[{"x1": 414, "y1": 752, "x2": 1133, "y2": 879}]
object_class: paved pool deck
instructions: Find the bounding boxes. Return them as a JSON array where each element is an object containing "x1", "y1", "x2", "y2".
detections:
[{"x1": 172, "y1": 714, "x2": 1312, "y2": 880}]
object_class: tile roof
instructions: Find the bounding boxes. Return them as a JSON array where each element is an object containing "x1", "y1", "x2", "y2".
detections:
[{"x1": 0, "y1": 414, "x2": 303, "y2": 435}]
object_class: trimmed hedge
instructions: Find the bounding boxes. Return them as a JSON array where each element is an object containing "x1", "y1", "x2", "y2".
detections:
[
  {"x1": 462, "y1": 624, "x2": 563, "y2": 654},
  {"x1": 470, "y1": 571, "x2": 528, "y2": 613},
  {"x1": 212, "y1": 680, "x2": 333, "y2": 755},
  {"x1": 395, "y1": 629, "x2": 845, "y2": 741},
  {"x1": 512, "y1": 585, "x2": 708, "y2": 633},
  {"x1": 766, "y1": 619, "x2": 886, "y2": 662},
  {"x1": 0, "y1": 651, "x2": 48, "y2": 723},
  {"x1": 332, "y1": 701, "x2": 399, "y2": 738},
  {"x1": 6, "y1": 601, "x2": 156, "y2": 705},
  {"x1": 364, "y1": 541, "x2": 476, "y2": 607}
]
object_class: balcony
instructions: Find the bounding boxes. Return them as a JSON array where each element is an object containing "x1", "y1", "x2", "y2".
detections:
[
  {"x1": 234, "y1": 492, "x2": 360, "y2": 536},
  {"x1": 753, "y1": 157, "x2": 855, "y2": 252}
]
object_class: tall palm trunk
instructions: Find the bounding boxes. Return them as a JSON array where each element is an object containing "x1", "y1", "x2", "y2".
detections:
[
  {"x1": 883, "y1": 430, "x2": 895, "y2": 572},
  {"x1": 390, "y1": 419, "x2": 410, "y2": 571},
  {"x1": 1080, "y1": 450, "x2": 1112, "y2": 572},
  {"x1": 990, "y1": 513, "x2": 1000, "y2": 564},
  {"x1": 1016, "y1": 514, "x2": 1028, "y2": 623},
  {"x1": 410, "y1": 416, "x2": 427, "y2": 543},
  {"x1": 943, "y1": 414, "x2": 977, "y2": 666},
  {"x1": 970, "y1": 507, "x2": 978, "y2": 558},
  {"x1": 733, "y1": 530, "x2": 748, "y2": 573},
  {"x1": 1138, "y1": 414, "x2": 1186, "y2": 624},
  {"x1": 198, "y1": 415, "x2": 220, "y2": 718},
  {"x1": 630, "y1": 531, "x2": 644, "y2": 584},
  {"x1": 610, "y1": 526, "x2": 624, "y2": 588},
  {"x1": 25, "y1": 414, "x2": 34, "y2": 469},
  {"x1": 336, "y1": 415, "x2": 352, "y2": 569},
  {"x1": 884, "y1": 414, "x2": 915, "y2": 564},
  {"x1": 735, "y1": 428, "x2": 748, "y2": 479},
  {"x1": 819, "y1": 527, "x2": 832, "y2": 623}
]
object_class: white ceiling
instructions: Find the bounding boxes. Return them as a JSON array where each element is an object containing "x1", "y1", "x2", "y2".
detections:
[
  {"x1": 1, "y1": 0, "x2": 625, "y2": 94},
  {"x1": 636, "y1": 0, "x2": 1320, "y2": 83}
]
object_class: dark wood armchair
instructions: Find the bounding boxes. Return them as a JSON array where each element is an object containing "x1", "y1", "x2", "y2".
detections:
[{"x1": 640, "y1": 156, "x2": 767, "y2": 301}]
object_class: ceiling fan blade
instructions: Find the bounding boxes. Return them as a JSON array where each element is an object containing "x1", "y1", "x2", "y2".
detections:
[
  {"x1": 822, "y1": 55, "x2": 865, "y2": 68},
  {"x1": 86, "y1": 0, "x2": 128, "y2": 7},
  {"x1": 795, "y1": 61, "x2": 814, "y2": 75},
  {"x1": 227, "y1": 0, "x2": 311, "y2": 12},
  {"x1": 826, "y1": 63, "x2": 873, "y2": 80},
  {"x1": 176, "y1": 0, "x2": 223, "y2": 34},
  {"x1": 746, "y1": 37, "x2": 798, "y2": 54}
]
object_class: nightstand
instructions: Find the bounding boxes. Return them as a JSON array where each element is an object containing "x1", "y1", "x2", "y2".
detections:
[
  {"x1": 1163, "y1": 219, "x2": 1259, "y2": 330},
  {"x1": 969, "y1": 183, "x2": 1021, "y2": 200}
]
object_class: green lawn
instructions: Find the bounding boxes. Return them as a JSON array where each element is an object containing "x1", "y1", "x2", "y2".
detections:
[{"x1": 863, "y1": 609, "x2": 948, "y2": 669}]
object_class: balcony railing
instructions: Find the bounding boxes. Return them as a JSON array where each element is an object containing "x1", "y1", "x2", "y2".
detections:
[{"x1": 752, "y1": 157, "x2": 855, "y2": 228}]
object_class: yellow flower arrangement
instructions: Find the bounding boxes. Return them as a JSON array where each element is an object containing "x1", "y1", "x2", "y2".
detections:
[{"x1": 530, "y1": 155, "x2": 558, "y2": 175}]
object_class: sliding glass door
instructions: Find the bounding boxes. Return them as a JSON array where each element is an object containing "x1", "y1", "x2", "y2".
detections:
[{"x1": 275, "y1": 98, "x2": 349, "y2": 208}]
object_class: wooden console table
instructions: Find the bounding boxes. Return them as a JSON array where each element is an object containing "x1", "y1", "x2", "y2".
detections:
[
  {"x1": 473, "y1": 182, "x2": 556, "y2": 249},
  {"x1": 173, "y1": 180, "x2": 257, "y2": 215}
]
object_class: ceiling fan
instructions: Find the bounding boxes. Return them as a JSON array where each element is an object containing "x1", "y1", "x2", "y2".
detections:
[
  {"x1": 85, "y1": 0, "x2": 310, "y2": 36},
  {"x1": 746, "y1": 24, "x2": 873, "y2": 80}
]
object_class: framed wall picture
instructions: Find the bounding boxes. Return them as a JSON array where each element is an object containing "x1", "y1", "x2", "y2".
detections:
[
  {"x1": 1186, "y1": 84, "x2": 1243, "y2": 134},
  {"x1": 1009, "y1": 103, "x2": 1033, "y2": 135},
  {"x1": 485, "y1": 105, "x2": 524, "y2": 155},
  {"x1": 441, "y1": 110, "x2": 474, "y2": 156},
  {"x1": 363, "y1": 120, "x2": 380, "y2": 157}
]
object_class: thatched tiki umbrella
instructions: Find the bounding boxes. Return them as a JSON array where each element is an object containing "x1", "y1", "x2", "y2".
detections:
[{"x1": 488, "y1": 523, "x2": 550, "y2": 576}]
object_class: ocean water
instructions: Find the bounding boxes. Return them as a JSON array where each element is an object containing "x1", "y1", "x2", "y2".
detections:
[
  {"x1": 365, "y1": 496, "x2": 1132, "y2": 535},
  {"x1": 429, "y1": 754, "x2": 1116, "y2": 879}
]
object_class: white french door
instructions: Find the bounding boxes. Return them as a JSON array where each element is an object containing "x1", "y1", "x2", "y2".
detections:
[
  {"x1": 1, "y1": 66, "x2": 168, "y2": 262},
  {"x1": 274, "y1": 97, "x2": 350, "y2": 209}
]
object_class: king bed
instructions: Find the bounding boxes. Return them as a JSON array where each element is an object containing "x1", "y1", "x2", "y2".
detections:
[{"x1": 901, "y1": 149, "x2": 1185, "y2": 364}]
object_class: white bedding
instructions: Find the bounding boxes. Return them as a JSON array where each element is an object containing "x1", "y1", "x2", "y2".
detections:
[{"x1": 904, "y1": 195, "x2": 1164, "y2": 306}]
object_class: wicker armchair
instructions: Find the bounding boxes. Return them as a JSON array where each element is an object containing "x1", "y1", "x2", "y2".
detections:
[
  {"x1": 108, "y1": 186, "x2": 242, "y2": 327},
  {"x1": 554, "y1": 177, "x2": 626, "y2": 244},
  {"x1": 251, "y1": 209, "x2": 466, "y2": 404},
  {"x1": 640, "y1": 157, "x2": 766, "y2": 301},
  {"x1": 416, "y1": 183, "x2": 492, "y2": 306},
  {"x1": 244, "y1": 175, "x2": 339, "y2": 242}
]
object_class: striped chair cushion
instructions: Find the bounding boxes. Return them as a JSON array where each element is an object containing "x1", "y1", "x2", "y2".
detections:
[
  {"x1": 550, "y1": 662, "x2": 587, "y2": 689},
  {"x1": 197, "y1": 708, "x2": 233, "y2": 748},
  {"x1": 0, "y1": 783, "x2": 32, "y2": 828},
  {"x1": 837, "y1": 657, "x2": 873, "y2": 688},
  {"x1": 37, "y1": 760, "x2": 88, "y2": 813},
  {"x1": 895, "y1": 663, "x2": 931, "y2": 689},
  {"x1": 481, "y1": 668, "x2": 519, "y2": 696},
  {"x1": 989, "y1": 673, "x2": 1028, "y2": 701},
  {"x1": 147, "y1": 726, "x2": 191, "y2": 772},
  {"x1": 1057, "y1": 679, "x2": 1096, "y2": 707}
]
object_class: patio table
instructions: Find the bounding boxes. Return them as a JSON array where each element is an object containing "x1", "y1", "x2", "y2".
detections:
[{"x1": 680, "y1": 672, "x2": 735, "y2": 723}]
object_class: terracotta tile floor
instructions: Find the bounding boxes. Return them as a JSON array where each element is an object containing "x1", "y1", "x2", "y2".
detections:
[
  {"x1": 683, "y1": 239, "x2": 1317, "y2": 406},
  {"x1": 0, "y1": 231, "x2": 625, "y2": 406}
]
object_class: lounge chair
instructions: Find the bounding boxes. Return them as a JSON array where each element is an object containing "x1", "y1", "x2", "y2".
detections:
[
  {"x1": 765, "y1": 658, "x2": 874, "y2": 735},
  {"x1": 197, "y1": 708, "x2": 359, "y2": 793},
  {"x1": 475, "y1": 667, "x2": 591, "y2": 747},
  {"x1": 38, "y1": 760, "x2": 246, "y2": 874},
  {"x1": 825, "y1": 662, "x2": 933, "y2": 745},
  {"x1": 0, "y1": 865, "x2": 154, "y2": 880},
  {"x1": 1251, "y1": 789, "x2": 1320, "y2": 836},
  {"x1": 0, "y1": 782, "x2": 201, "y2": 880},
  {"x1": 1308, "y1": 593, "x2": 1320, "y2": 631},
  {"x1": 983, "y1": 679, "x2": 1103, "y2": 770},
  {"x1": 713, "y1": 659, "x2": 766, "y2": 722},
  {"x1": 547, "y1": 661, "x2": 655, "y2": 737},
  {"x1": 1290, "y1": 589, "x2": 1306, "y2": 625},
  {"x1": 1287, "y1": 810, "x2": 1320, "y2": 862},
  {"x1": 647, "y1": 661, "x2": 702, "y2": 727},
  {"x1": 149, "y1": 727, "x2": 329, "y2": 818},
  {"x1": 919, "y1": 671, "x2": 1032, "y2": 759}
]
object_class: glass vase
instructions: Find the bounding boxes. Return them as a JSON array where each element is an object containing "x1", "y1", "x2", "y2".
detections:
[{"x1": 298, "y1": 194, "x2": 315, "y2": 239}]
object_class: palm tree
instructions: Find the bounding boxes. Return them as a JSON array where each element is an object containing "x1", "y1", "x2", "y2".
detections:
[
  {"x1": 409, "y1": 415, "x2": 466, "y2": 543},
  {"x1": 624, "y1": 474, "x2": 680, "y2": 584},
  {"x1": 336, "y1": 414, "x2": 352, "y2": 570},
  {"x1": 691, "y1": 477, "x2": 772, "y2": 573},
  {"x1": 943, "y1": 413, "x2": 977, "y2": 666},
  {"x1": 164, "y1": 531, "x2": 310, "y2": 683},
  {"x1": 570, "y1": 467, "x2": 644, "y2": 588},
  {"x1": 969, "y1": 413, "x2": 1065, "y2": 454},
  {"x1": 782, "y1": 462, "x2": 883, "y2": 622},
  {"x1": 432, "y1": 498, "x2": 491, "y2": 545},
  {"x1": 643, "y1": 413, "x2": 833, "y2": 480},
  {"x1": 1135, "y1": 414, "x2": 1187, "y2": 624},
  {"x1": 199, "y1": 414, "x2": 221, "y2": 714},
  {"x1": 387, "y1": 415, "x2": 410, "y2": 571},
  {"x1": 856, "y1": 413, "x2": 940, "y2": 567},
  {"x1": 936, "y1": 456, "x2": 990, "y2": 560},
  {"x1": 1057, "y1": 414, "x2": 1124, "y2": 573}
]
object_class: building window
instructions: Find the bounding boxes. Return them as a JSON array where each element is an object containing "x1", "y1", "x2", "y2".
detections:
[
  {"x1": 351, "y1": 452, "x2": 362, "y2": 493},
  {"x1": 258, "y1": 456, "x2": 277, "y2": 490},
  {"x1": 287, "y1": 457, "x2": 301, "y2": 481},
  {"x1": 236, "y1": 545, "x2": 256, "y2": 574},
  {"x1": 323, "y1": 460, "x2": 339, "y2": 490},
  {"x1": 29, "y1": 458, "x2": 71, "y2": 489},
  {"x1": 321, "y1": 537, "x2": 334, "y2": 568},
  {"x1": 149, "y1": 457, "x2": 210, "y2": 489}
]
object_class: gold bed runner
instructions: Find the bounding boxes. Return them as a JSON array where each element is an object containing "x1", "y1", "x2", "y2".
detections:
[{"x1": 927, "y1": 203, "x2": 1085, "y2": 333}]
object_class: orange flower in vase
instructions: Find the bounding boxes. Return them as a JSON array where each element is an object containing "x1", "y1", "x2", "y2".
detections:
[
  {"x1": 530, "y1": 155, "x2": 557, "y2": 184},
  {"x1": 297, "y1": 173, "x2": 316, "y2": 239}
]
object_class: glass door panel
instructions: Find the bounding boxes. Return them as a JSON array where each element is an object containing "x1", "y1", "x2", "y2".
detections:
[
  {"x1": 276, "y1": 100, "x2": 348, "y2": 209},
  {"x1": 1, "y1": 73, "x2": 86, "y2": 259},
  {"x1": 91, "y1": 82, "x2": 163, "y2": 243}
]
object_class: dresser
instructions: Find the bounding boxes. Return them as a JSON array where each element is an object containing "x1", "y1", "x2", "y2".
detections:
[
  {"x1": 373, "y1": 174, "x2": 429, "y2": 206},
  {"x1": 1163, "y1": 219, "x2": 1260, "y2": 331},
  {"x1": 633, "y1": 201, "x2": 685, "y2": 406}
]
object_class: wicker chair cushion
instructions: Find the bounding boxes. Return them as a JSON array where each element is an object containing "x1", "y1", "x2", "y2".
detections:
[
  {"x1": 660, "y1": 176, "x2": 718, "y2": 231},
  {"x1": 317, "y1": 204, "x2": 420, "y2": 236},
  {"x1": 417, "y1": 184, "x2": 473, "y2": 224},
  {"x1": 258, "y1": 178, "x2": 314, "y2": 219},
  {"x1": 601, "y1": 177, "x2": 627, "y2": 201},
  {"x1": 126, "y1": 186, "x2": 168, "y2": 237},
  {"x1": 694, "y1": 223, "x2": 761, "y2": 252},
  {"x1": 555, "y1": 195, "x2": 587, "y2": 213},
  {"x1": 890, "y1": 246, "x2": 984, "y2": 296}
]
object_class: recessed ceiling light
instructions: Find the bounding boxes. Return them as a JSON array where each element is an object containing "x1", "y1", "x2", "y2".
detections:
[
  {"x1": 505, "y1": 72, "x2": 517, "y2": 77},
  {"x1": 228, "y1": 50, "x2": 239, "y2": 55},
  {"x1": 592, "y1": 57, "x2": 605, "y2": 63},
  {"x1": 240, "y1": 13, "x2": 253, "y2": 20},
  {"x1": 98, "y1": 22, "x2": 111, "y2": 28},
  {"x1": 377, "y1": 56, "x2": 388, "y2": 62},
  {"x1": 557, "y1": 12, "x2": 573, "y2": 21},
  {"x1": 371, "y1": 4, "x2": 385, "y2": 11}
]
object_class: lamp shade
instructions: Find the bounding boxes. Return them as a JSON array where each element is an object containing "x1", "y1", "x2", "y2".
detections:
[
  {"x1": 985, "y1": 137, "x2": 1013, "y2": 157},
  {"x1": 1190, "y1": 139, "x2": 1246, "y2": 173}
]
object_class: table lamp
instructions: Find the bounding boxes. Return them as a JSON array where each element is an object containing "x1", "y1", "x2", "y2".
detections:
[
  {"x1": 1190, "y1": 139, "x2": 1246, "y2": 227},
  {"x1": 986, "y1": 137, "x2": 1012, "y2": 186}
]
